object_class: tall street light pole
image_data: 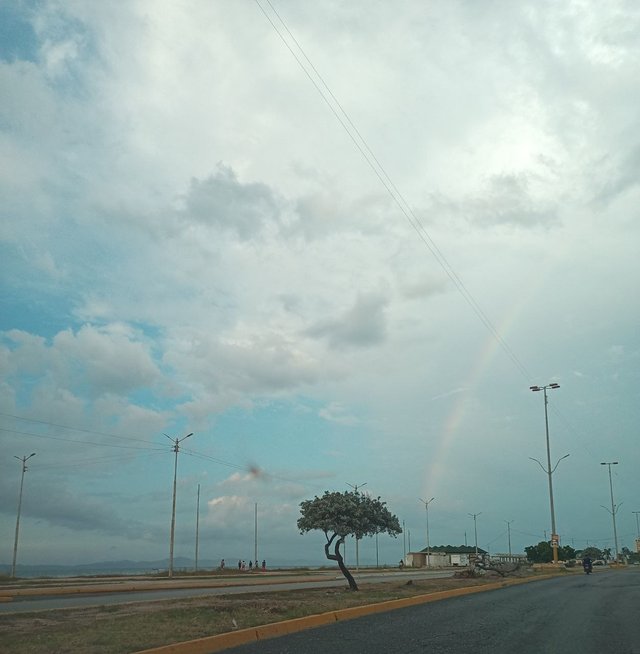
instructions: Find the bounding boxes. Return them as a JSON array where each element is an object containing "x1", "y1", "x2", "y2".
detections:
[
  {"x1": 347, "y1": 482, "x2": 367, "y2": 570},
  {"x1": 505, "y1": 520, "x2": 514, "y2": 557},
  {"x1": 167, "y1": 432, "x2": 193, "y2": 578},
  {"x1": 419, "y1": 497, "x2": 435, "y2": 567},
  {"x1": 195, "y1": 484, "x2": 200, "y2": 572},
  {"x1": 12, "y1": 453, "x2": 36, "y2": 578},
  {"x1": 468, "y1": 512, "x2": 482, "y2": 559},
  {"x1": 254, "y1": 502, "x2": 258, "y2": 565},
  {"x1": 530, "y1": 383, "x2": 565, "y2": 563},
  {"x1": 402, "y1": 520, "x2": 406, "y2": 566},
  {"x1": 601, "y1": 462, "x2": 620, "y2": 561}
]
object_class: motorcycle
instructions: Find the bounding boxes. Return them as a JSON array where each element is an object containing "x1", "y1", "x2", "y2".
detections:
[{"x1": 583, "y1": 560, "x2": 593, "y2": 574}]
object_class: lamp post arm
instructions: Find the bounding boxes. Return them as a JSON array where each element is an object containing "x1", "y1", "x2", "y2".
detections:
[
  {"x1": 550, "y1": 454, "x2": 570, "y2": 474},
  {"x1": 529, "y1": 457, "x2": 548, "y2": 474}
]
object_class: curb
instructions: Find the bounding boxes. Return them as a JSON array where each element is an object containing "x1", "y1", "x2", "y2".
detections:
[{"x1": 133, "y1": 573, "x2": 558, "y2": 654}]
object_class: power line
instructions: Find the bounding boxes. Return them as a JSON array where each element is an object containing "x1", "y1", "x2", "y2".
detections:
[
  {"x1": 1, "y1": 422, "x2": 325, "y2": 489},
  {"x1": 0, "y1": 412, "x2": 159, "y2": 446},
  {"x1": 33, "y1": 451, "x2": 168, "y2": 471},
  {"x1": 0, "y1": 427, "x2": 165, "y2": 451},
  {"x1": 254, "y1": 0, "x2": 532, "y2": 381},
  {"x1": 182, "y1": 448, "x2": 325, "y2": 490}
]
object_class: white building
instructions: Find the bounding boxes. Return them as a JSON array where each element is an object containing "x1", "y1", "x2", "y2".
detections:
[{"x1": 405, "y1": 545, "x2": 488, "y2": 568}]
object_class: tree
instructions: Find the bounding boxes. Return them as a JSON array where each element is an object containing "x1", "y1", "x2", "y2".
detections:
[
  {"x1": 525, "y1": 541, "x2": 553, "y2": 563},
  {"x1": 525, "y1": 541, "x2": 576, "y2": 563},
  {"x1": 297, "y1": 490, "x2": 402, "y2": 591},
  {"x1": 579, "y1": 546, "x2": 603, "y2": 561}
]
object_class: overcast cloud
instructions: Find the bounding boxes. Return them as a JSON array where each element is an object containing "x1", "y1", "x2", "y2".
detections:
[{"x1": 1, "y1": 0, "x2": 638, "y2": 570}]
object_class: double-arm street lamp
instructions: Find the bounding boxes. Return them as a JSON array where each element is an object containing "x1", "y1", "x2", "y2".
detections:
[
  {"x1": 530, "y1": 383, "x2": 568, "y2": 563},
  {"x1": 468, "y1": 512, "x2": 482, "y2": 558},
  {"x1": 12, "y1": 453, "x2": 36, "y2": 578},
  {"x1": 601, "y1": 462, "x2": 620, "y2": 562},
  {"x1": 347, "y1": 482, "x2": 367, "y2": 570},
  {"x1": 419, "y1": 497, "x2": 435, "y2": 567}
]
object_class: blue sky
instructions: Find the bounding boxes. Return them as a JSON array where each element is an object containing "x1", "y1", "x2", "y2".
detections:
[{"x1": 1, "y1": 0, "x2": 639, "y2": 570}]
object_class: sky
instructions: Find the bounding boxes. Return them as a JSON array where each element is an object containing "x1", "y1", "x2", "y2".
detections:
[{"x1": 1, "y1": 0, "x2": 639, "y2": 570}]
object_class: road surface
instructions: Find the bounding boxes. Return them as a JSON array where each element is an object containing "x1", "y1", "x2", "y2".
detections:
[
  {"x1": 228, "y1": 570, "x2": 640, "y2": 654},
  {"x1": 0, "y1": 569, "x2": 451, "y2": 614}
]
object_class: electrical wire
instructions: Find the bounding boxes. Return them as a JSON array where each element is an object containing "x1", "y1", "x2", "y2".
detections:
[
  {"x1": 254, "y1": 0, "x2": 532, "y2": 381},
  {"x1": 0, "y1": 426, "x2": 166, "y2": 451},
  {"x1": 34, "y1": 451, "x2": 167, "y2": 471},
  {"x1": 181, "y1": 447, "x2": 325, "y2": 490},
  {"x1": 0, "y1": 411, "x2": 160, "y2": 446}
]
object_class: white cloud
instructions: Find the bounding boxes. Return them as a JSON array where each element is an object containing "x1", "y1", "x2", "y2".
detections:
[
  {"x1": 1, "y1": 0, "x2": 639, "y2": 567},
  {"x1": 318, "y1": 402, "x2": 360, "y2": 426}
]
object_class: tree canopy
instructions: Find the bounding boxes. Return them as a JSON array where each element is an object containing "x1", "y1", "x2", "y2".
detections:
[
  {"x1": 524, "y1": 541, "x2": 576, "y2": 563},
  {"x1": 298, "y1": 490, "x2": 402, "y2": 590}
]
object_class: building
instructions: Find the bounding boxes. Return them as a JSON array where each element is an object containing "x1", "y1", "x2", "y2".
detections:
[
  {"x1": 405, "y1": 545, "x2": 488, "y2": 568},
  {"x1": 490, "y1": 553, "x2": 528, "y2": 565}
]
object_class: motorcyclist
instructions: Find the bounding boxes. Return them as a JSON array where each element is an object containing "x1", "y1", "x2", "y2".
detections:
[{"x1": 582, "y1": 555, "x2": 593, "y2": 573}]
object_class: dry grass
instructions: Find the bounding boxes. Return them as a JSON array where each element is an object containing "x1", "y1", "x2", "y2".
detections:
[{"x1": 0, "y1": 573, "x2": 540, "y2": 654}]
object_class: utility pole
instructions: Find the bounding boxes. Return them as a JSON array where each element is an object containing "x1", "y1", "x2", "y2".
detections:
[
  {"x1": 346, "y1": 482, "x2": 367, "y2": 570},
  {"x1": 402, "y1": 520, "x2": 406, "y2": 566},
  {"x1": 601, "y1": 462, "x2": 620, "y2": 561},
  {"x1": 505, "y1": 520, "x2": 513, "y2": 556},
  {"x1": 167, "y1": 432, "x2": 193, "y2": 578},
  {"x1": 195, "y1": 484, "x2": 200, "y2": 572},
  {"x1": 254, "y1": 502, "x2": 258, "y2": 565},
  {"x1": 419, "y1": 497, "x2": 435, "y2": 567},
  {"x1": 12, "y1": 453, "x2": 36, "y2": 578}
]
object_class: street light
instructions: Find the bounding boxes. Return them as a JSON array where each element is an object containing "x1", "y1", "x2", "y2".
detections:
[
  {"x1": 468, "y1": 512, "x2": 482, "y2": 558},
  {"x1": 601, "y1": 462, "x2": 620, "y2": 562},
  {"x1": 347, "y1": 482, "x2": 367, "y2": 570},
  {"x1": 505, "y1": 520, "x2": 514, "y2": 557},
  {"x1": 12, "y1": 453, "x2": 36, "y2": 578},
  {"x1": 167, "y1": 432, "x2": 193, "y2": 578},
  {"x1": 530, "y1": 383, "x2": 566, "y2": 563},
  {"x1": 419, "y1": 497, "x2": 435, "y2": 567}
]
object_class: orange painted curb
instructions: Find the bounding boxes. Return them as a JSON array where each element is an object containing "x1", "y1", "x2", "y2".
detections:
[{"x1": 133, "y1": 574, "x2": 559, "y2": 654}]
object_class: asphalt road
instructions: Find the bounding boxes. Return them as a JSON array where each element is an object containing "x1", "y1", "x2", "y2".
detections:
[
  {"x1": 0, "y1": 570, "x2": 451, "y2": 613},
  {"x1": 228, "y1": 570, "x2": 640, "y2": 654}
]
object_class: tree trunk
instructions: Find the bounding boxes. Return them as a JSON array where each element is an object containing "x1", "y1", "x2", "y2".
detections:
[{"x1": 325, "y1": 535, "x2": 358, "y2": 591}]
